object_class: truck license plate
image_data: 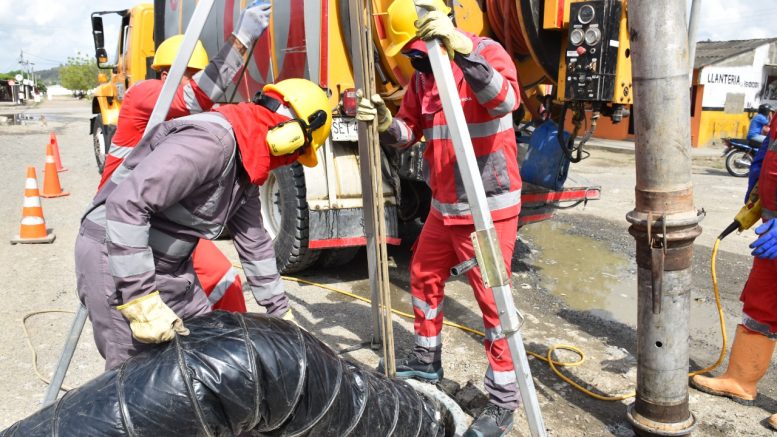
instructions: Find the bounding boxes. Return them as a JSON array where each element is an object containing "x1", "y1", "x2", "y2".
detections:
[{"x1": 330, "y1": 117, "x2": 359, "y2": 142}]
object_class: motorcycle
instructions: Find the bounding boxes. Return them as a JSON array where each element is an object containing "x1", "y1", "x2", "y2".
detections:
[{"x1": 721, "y1": 137, "x2": 758, "y2": 177}]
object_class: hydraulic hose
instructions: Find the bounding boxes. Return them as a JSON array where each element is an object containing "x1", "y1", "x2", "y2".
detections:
[{"x1": 2, "y1": 312, "x2": 447, "y2": 437}]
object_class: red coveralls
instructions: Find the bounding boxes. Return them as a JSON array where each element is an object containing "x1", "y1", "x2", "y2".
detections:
[
  {"x1": 741, "y1": 115, "x2": 777, "y2": 337},
  {"x1": 98, "y1": 76, "x2": 246, "y2": 313},
  {"x1": 381, "y1": 34, "x2": 522, "y2": 409}
]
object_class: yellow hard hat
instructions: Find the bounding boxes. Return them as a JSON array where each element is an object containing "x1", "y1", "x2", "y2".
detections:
[
  {"x1": 385, "y1": 0, "x2": 452, "y2": 57},
  {"x1": 151, "y1": 35, "x2": 209, "y2": 71},
  {"x1": 263, "y1": 78, "x2": 332, "y2": 167}
]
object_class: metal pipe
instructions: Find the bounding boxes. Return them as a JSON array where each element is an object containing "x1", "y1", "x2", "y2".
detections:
[
  {"x1": 41, "y1": 305, "x2": 88, "y2": 406},
  {"x1": 626, "y1": 0, "x2": 701, "y2": 435},
  {"x1": 687, "y1": 0, "x2": 702, "y2": 84}
]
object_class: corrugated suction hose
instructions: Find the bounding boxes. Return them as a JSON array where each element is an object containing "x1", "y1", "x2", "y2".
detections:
[{"x1": 1, "y1": 312, "x2": 447, "y2": 437}]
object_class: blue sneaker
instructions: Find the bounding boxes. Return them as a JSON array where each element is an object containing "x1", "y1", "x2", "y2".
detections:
[{"x1": 377, "y1": 351, "x2": 443, "y2": 382}]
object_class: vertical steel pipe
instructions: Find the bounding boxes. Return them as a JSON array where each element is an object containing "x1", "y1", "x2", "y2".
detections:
[
  {"x1": 625, "y1": 0, "x2": 701, "y2": 435},
  {"x1": 687, "y1": 0, "x2": 703, "y2": 83}
]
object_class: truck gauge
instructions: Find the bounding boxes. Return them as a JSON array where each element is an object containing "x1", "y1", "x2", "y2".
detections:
[
  {"x1": 584, "y1": 27, "x2": 602, "y2": 46},
  {"x1": 578, "y1": 4, "x2": 595, "y2": 24},
  {"x1": 570, "y1": 28, "x2": 585, "y2": 46}
]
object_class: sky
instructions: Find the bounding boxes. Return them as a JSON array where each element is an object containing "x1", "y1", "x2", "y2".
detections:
[{"x1": 0, "y1": 0, "x2": 775, "y2": 76}]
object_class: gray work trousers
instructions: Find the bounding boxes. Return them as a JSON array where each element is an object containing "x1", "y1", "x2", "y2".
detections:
[{"x1": 75, "y1": 219, "x2": 211, "y2": 370}]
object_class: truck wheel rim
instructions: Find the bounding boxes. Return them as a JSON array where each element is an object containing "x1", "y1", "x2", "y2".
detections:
[{"x1": 260, "y1": 173, "x2": 282, "y2": 239}]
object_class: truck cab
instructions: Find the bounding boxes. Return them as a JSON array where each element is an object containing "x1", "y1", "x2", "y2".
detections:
[{"x1": 89, "y1": 3, "x2": 155, "y2": 174}]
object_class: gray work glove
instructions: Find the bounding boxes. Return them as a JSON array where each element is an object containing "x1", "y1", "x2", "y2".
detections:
[{"x1": 233, "y1": 1, "x2": 272, "y2": 48}]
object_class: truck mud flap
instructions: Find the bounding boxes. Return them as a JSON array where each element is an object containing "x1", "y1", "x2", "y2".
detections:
[{"x1": 308, "y1": 205, "x2": 401, "y2": 249}]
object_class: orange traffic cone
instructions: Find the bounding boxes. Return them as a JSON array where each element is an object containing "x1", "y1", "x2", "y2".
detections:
[
  {"x1": 11, "y1": 167, "x2": 55, "y2": 244},
  {"x1": 50, "y1": 132, "x2": 67, "y2": 172},
  {"x1": 41, "y1": 143, "x2": 69, "y2": 198}
]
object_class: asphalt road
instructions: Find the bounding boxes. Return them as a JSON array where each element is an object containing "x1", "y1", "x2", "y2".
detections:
[{"x1": 0, "y1": 98, "x2": 773, "y2": 436}]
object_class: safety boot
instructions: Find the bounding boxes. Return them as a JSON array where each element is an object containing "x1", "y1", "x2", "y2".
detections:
[
  {"x1": 768, "y1": 412, "x2": 777, "y2": 430},
  {"x1": 377, "y1": 351, "x2": 443, "y2": 382},
  {"x1": 690, "y1": 325, "x2": 776, "y2": 405},
  {"x1": 463, "y1": 403, "x2": 514, "y2": 437}
]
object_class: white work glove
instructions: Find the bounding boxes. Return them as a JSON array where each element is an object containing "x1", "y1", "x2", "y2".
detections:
[
  {"x1": 356, "y1": 91, "x2": 392, "y2": 133},
  {"x1": 233, "y1": 1, "x2": 272, "y2": 48},
  {"x1": 414, "y1": 1, "x2": 473, "y2": 59},
  {"x1": 117, "y1": 291, "x2": 189, "y2": 344}
]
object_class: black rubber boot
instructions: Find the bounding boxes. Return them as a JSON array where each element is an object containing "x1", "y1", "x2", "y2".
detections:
[
  {"x1": 377, "y1": 351, "x2": 443, "y2": 382},
  {"x1": 463, "y1": 403, "x2": 514, "y2": 437}
]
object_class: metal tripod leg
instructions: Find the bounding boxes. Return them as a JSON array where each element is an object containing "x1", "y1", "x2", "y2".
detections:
[{"x1": 42, "y1": 304, "x2": 88, "y2": 406}]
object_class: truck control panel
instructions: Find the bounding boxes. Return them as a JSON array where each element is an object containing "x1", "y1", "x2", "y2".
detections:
[{"x1": 564, "y1": 0, "x2": 623, "y2": 102}]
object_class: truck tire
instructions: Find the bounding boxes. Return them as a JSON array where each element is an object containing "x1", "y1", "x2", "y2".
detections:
[
  {"x1": 93, "y1": 117, "x2": 113, "y2": 175},
  {"x1": 260, "y1": 163, "x2": 320, "y2": 274},
  {"x1": 316, "y1": 247, "x2": 362, "y2": 268}
]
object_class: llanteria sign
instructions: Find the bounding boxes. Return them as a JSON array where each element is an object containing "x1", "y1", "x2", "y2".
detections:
[{"x1": 700, "y1": 65, "x2": 762, "y2": 110}]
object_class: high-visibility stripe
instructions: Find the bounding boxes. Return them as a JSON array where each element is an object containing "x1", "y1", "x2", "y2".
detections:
[
  {"x1": 763, "y1": 207, "x2": 777, "y2": 221},
  {"x1": 185, "y1": 112, "x2": 234, "y2": 130},
  {"x1": 415, "y1": 334, "x2": 442, "y2": 348},
  {"x1": 108, "y1": 250, "x2": 155, "y2": 278},
  {"x1": 487, "y1": 87, "x2": 517, "y2": 117},
  {"x1": 21, "y1": 216, "x2": 45, "y2": 225},
  {"x1": 108, "y1": 143, "x2": 134, "y2": 159},
  {"x1": 106, "y1": 220, "x2": 150, "y2": 248},
  {"x1": 432, "y1": 189, "x2": 521, "y2": 217},
  {"x1": 485, "y1": 326, "x2": 504, "y2": 341},
  {"x1": 161, "y1": 204, "x2": 223, "y2": 238},
  {"x1": 85, "y1": 205, "x2": 107, "y2": 226},
  {"x1": 208, "y1": 267, "x2": 239, "y2": 304},
  {"x1": 423, "y1": 113, "x2": 513, "y2": 141},
  {"x1": 110, "y1": 163, "x2": 132, "y2": 186},
  {"x1": 25, "y1": 178, "x2": 37, "y2": 189},
  {"x1": 23, "y1": 196, "x2": 41, "y2": 207},
  {"x1": 486, "y1": 366, "x2": 517, "y2": 385},
  {"x1": 474, "y1": 71, "x2": 504, "y2": 104},
  {"x1": 413, "y1": 297, "x2": 444, "y2": 320},
  {"x1": 251, "y1": 278, "x2": 285, "y2": 301},
  {"x1": 46, "y1": 155, "x2": 55, "y2": 164},
  {"x1": 182, "y1": 84, "x2": 204, "y2": 114},
  {"x1": 148, "y1": 228, "x2": 196, "y2": 258},
  {"x1": 242, "y1": 259, "x2": 279, "y2": 278}
]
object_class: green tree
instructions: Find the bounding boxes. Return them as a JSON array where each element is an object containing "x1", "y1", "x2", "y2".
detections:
[
  {"x1": 0, "y1": 70, "x2": 24, "y2": 81},
  {"x1": 59, "y1": 55, "x2": 99, "y2": 92}
]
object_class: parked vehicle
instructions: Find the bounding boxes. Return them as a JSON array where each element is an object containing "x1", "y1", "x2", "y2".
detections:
[{"x1": 722, "y1": 137, "x2": 757, "y2": 177}]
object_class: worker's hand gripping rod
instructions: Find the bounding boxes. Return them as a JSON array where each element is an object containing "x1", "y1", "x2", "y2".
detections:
[
  {"x1": 413, "y1": 3, "x2": 546, "y2": 436},
  {"x1": 42, "y1": 0, "x2": 218, "y2": 407}
]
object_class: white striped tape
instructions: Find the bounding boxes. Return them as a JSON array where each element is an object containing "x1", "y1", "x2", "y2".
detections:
[
  {"x1": 25, "y1": 178, "x2": 37, "y2": 189},
  {"x1": 21, "y1": 216, "x2": 45, "y2": 225},
  {"x1": 23, "y1": 196, "x2": 41, "y2": 207}
]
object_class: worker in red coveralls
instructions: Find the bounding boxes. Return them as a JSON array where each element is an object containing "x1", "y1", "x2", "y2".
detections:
[
  {"x1": 96, "y1": 4, "x2": 273, "y2": 313},
  {"x1": 359, "y1": 1, "x2": 522, "y2": 435},
  {"x1": 692, "y1": 114, "x2": 777, "y2": 430},
  {"x1": 76, "y1": 78, "x2": 331, "y2": 369}
]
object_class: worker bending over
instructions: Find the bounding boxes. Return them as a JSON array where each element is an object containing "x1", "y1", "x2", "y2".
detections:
[
  {"x1": 97, "y1": 3, "x2": 272, "y2": 313},
  {"x1": 692, "y1": 113, "x2": 777, "y2": 429},
  {"x1": 359, "y1": 1, "x2": 522, "y2": 435},
  {"x1": 75, "y1": 78, "x2": 331, "y2": 369}
]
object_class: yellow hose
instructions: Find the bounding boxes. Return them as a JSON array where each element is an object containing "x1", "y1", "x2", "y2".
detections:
[{"x1": 239, "y1": 249, "x2": 730, "y2": 402}]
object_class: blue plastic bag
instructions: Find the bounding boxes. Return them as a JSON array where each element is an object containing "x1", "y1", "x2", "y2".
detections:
[{"x1": 520, "y1": 120, "x2": 571, "y2": 191}]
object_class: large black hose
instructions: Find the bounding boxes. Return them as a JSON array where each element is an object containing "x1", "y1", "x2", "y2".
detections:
[{"x1": 1, "y1": 312, "x2": 447, "y2": 437}]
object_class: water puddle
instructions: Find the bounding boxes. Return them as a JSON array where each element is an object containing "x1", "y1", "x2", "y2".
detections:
[
  {"x1": 0, "y1": 113, "x2": 60, "y2": 126},
  {"x1": 521, "y1": 221, "x2": 722, "y2": 334}
]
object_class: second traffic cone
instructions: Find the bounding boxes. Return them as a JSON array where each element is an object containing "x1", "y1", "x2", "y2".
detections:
[
  {"x1": 41, "y1": 143, "x2": 69, "y2": 198},
  {"x1": 50, "y1": 132, "x2": 67, "y2": 172},
  {"x1": 11, "y1": 167, "x2": 55, "y2": 244}
]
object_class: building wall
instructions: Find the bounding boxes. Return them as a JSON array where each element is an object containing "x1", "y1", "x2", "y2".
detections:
[{"x1": 694, "y1": 42, "x2": 776, "y2": 147}]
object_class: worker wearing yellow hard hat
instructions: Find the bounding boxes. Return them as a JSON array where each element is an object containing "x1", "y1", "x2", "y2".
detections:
[{"x1": 360, "y1": 1, "x2": 524, "y2": 436}]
